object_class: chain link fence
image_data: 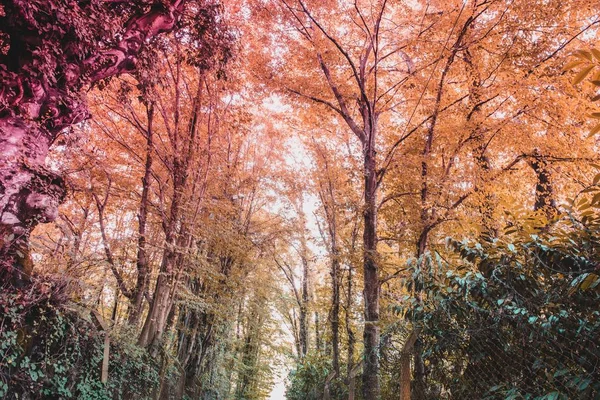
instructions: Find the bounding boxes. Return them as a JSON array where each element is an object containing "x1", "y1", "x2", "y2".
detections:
[{"x1": 390, "y1": 231, "x2": 600, "y2": 400}]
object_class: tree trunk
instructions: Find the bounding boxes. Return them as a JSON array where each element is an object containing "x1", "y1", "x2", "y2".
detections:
[
  {"x1": 299, "y1": 254, "x2": 309, "y2": 358},
  {"x1": 362, "y1": 145, "x2": 380, "y2": 399},
  {"x1": 0, "y1": 119, "x2": 66, "y2": 285},
  {"x1": 315, "y1": 311, "x2": 322, "y2": 353},
  {"x1": 138, "y1": 222, "x2": 182, "y2": 349},
  {"x1": 346, "y1": 262, "x2": 356, "y2": 400},
  {"x1": 346, "y1": 263, "x2": 355, "y2": 376},
  {"x1": 129, "y1": 103, "x2": 155, "y2": 325},
  {"x1": 529, "y1": 152, "x2": 557, "y2": 218},
  {"x1": 298, "y1": 210, "x2": 311, "y2": 358},
  {"x1": 138, "y1": 202, "x2": 183, "y2": 348},
  {"x1": 329, "y1": 232, "x2": 341, "y2": 376},
  {"x1": 139, "y1": 64, "x2": 196, "y2": 348},
  {"x1": 413, "y1": 232, "x2": 429, "y2": 400}
]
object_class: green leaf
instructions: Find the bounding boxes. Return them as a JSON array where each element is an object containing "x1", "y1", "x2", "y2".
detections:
[
  {"x1": 573, "y1": 65, "x2": 595, "y2": 84},
  {"x1": 554, "y1": 369, "x2": 569, "y2": 378},
  {"x1": 545, "y1": 392, "x2": 560, "y2": 400},
  {"x1": 578, "y1": 378, "x2": 591, "y2": 391},
  {"x1": 488, "y1": 385, "x2": 501, "y2": 392}
]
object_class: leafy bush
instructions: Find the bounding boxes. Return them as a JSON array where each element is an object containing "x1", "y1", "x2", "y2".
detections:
[
  {"x1": 285, "y1": 353, "x2": 347, "y2": 400},
  {"x1": 398, "y1": 200, "x2": 600, "y2": 399},
  {"x1": 0, "y1": 278, "x2": 160, "y2": 399}
]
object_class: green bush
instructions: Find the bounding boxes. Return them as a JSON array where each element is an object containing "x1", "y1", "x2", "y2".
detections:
[
  {"x1": 397, "y1": 204, "x2": 600, "y2": 399},
  {"x1": 285, "y1": 353, "x2": 347, "y2": 400},
  {"x1": 0, "y1": 279, "x2": 160, "y2": 399}
]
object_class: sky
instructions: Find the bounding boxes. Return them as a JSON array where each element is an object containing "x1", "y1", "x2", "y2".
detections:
[{"x1": 268, "y1": 380, "x2": 286, "y2": 399}]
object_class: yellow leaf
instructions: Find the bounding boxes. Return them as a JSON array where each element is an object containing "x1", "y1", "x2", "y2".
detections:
[
  {"x1": 563, "y1": 60, "x2": 584, "y2": 71},
  {"x1": 581, "y1": 273, "x2": 599, "y2": 291},
  {"x1": 575, "y1": 50, "x2": 594, "y2": 62},
  {"x1": 592, "y1": 48, "x2": 600, "y2": 61},
  {"x1": 573, "y1": 65, "x2": 595, "y2": 85},
  {"x1": 589, "y1": 124, "x2": 600, "y2": 138}
]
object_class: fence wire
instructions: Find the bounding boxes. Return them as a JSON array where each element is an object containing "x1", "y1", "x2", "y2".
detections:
[{"x1": 388, "y1": 233, "x2": 600, "y2": 400}]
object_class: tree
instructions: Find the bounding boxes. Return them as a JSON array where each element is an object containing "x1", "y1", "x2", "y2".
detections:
[{"x1": 266, "y1": 1, "x2": 415, "y2": 395}]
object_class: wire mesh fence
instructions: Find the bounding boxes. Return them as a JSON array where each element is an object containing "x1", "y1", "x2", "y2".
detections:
[{"x1": 391, "y1": 231, "x2": 600, "y2": 400}]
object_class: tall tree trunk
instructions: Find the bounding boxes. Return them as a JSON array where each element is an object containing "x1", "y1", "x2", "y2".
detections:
[
  {"x1": 413, "y1": 195, "x2": 430, "y2": 400},
  {"x1": 139, "y1": 61, "x2": 201, "y2": 349},
  {"x1": 362, "y1": 143, "x2": 380, "y2": 399},
  {"x1": 298, "y1": 210, "x2": 311, "y2": 358},
  {"x1": 138, "y1": 223, "x2": 186, "y2": 349},
  {"x1": 137, "y1": 193, "x2": 181, "y2": 348},
  {"x1": 315, "y1": 311, "x2": 322, "y2": 353},
  {"x1": 346, "y1": 262, "x2": 356, "y2": 400},
  {"x1": 235, "y1": 298, "x2": 266, "y2": 399},
  {"x1": 129, "y1": 103, "x2": 155, "y2": 325},
  {"x1": 346, "y1": 263, "x2": 355, "y2": 372},
  {"x1": 314, "y1": 144, "x2": 341, "y2": 376},
  {"x1": 297, "y1": 255, "x2": 309, "y2": 358},
  {"x1": 331, "y1": 248, "x2": 341, "y2": 377}
]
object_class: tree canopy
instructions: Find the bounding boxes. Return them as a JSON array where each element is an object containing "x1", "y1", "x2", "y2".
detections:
[{"x1": 0, "y1": 0, "x2": 599, "y2": 399}]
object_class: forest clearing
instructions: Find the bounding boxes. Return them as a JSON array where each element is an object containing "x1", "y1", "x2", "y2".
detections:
[{"x1": 1, "y1": 0, "x2": 600, "y2": 399}]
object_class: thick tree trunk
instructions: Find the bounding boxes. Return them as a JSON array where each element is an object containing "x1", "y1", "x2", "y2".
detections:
[
  {"x1": 129, "y1": 103, "x2": 155, "y2": 325},
  {"x1": 138, "y1": 228, "x2": 181, "y2": 349},
  {"x1": 529, "y1": 153, "x2": 557, "y2": 218},
  {"x1": 362, "y1": 145, "x2": 380, "y2": 399},
  {"x1": 138, "y1": 200, "x2": 183, "y2": 348},
  {"x1": 0, "y1": 119, "x2": 66, "y2": 284}
]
